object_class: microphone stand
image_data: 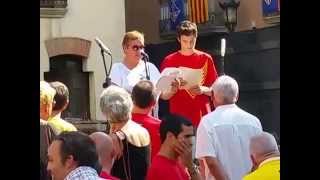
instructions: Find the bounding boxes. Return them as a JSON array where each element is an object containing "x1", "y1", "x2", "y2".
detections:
[
  {"x1": 142, "y1": 52, "x2": 157, "y2": 117},
  {"x1": 99, "y1": 48, "x2": 113, "y2": 88},
  {"x1": 142, "y1": 54, "x2": 150, "y2": 80}
]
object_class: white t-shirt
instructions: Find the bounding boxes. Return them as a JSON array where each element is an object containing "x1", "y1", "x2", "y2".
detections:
[
  {"x1": 195, "y1": 104, "x2": 262, "y2": 180},
  {"x1": 110, "y1": 60, "x2": 160, "y2": 93},
  {"x1": 110, "y1": 60, "x2": 161, "y2": 118}
]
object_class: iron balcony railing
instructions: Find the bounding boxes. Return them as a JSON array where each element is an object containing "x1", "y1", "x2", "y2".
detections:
[
  {"x1": 40, "y1": 0, "x2": 67, "y2": 8},
  {"x1": 159, "y1": 0, "x2": 227, "y2": 38}
]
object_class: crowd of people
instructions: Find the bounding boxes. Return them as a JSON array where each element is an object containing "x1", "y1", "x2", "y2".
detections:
[{"x1": 40, "y1": 20, "x2": 280, "y2": 180}]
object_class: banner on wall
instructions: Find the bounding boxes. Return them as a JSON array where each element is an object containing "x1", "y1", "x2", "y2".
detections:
[
  {"x1": 168, "y1": 0, "x2": 185, "y2": 30},
  {"x1": 263, "y1": 0, "x2": 280, "y2": 23},
  {"x1": 263, "y1": 0, "x2": 280, "y2": 17}
]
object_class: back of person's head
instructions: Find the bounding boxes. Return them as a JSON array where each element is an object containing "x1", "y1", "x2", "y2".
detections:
[
  {"x1": 40, "y1": 81, "x2": 56, "y2": 120},
  {"x1": 132, "y1": 80, "x2": 156, "y2": 109},
  {"x1": 160, "y1": 114, "x2": 193, "y2": 143},
  {"x1": 50, "y1": 81, "x2": 69, "y2": 111},
  {"x1": 212, "y1": 75, "x2": 239, "y2": 104},
  {"x1": 55, "y1": 131, "x2": 98, "y2": 168},
  {"x1": 40, "y1": 81, "x2": 56, "y2": 107},
  {"x1": 177, "y1": 20, "x2": 198, "y2": 38},
  {"x1": 122, "y1": 30, "x2": 144, "y2": 47},
  {"x1": 250, "y1": 131, "x2": 279, "y2": 158},
  {"x1": 100, "y1": 85, "x2": 133, "y2": 123},
  {"x1": 89, "y1": 132, "x2": 114, "y2": 166}
]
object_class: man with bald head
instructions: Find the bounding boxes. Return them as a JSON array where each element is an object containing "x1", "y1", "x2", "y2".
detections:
[
  {"x1": 90, "y1": 132, "x2": 119, "y2": 180},
  {"x1": 243, "y1": 132, "x2": 280, "y2": 180}
]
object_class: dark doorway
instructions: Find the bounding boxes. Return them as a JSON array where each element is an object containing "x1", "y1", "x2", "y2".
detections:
[{"x1": 44, "y1": 55, "x2": 90, "y2": 121}]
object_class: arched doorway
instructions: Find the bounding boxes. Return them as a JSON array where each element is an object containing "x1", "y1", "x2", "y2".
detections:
[{"x1": 44, "y1": 37, "x2": 92, "y2": 121}]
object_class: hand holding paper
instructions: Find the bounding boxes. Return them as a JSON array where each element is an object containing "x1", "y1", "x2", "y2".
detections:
[
  {"x1": 156, "y1": 66, "x2": 203, "y2": 93},
  {"x1": 178, "y1": 67, "x2": 203, "y2": 89},
  {"x1": 156, "y1": 68, "x2": 181, "y2": 93},
  {"x1": 188, "y1": 85, "x2": 202, "y2": 96}
]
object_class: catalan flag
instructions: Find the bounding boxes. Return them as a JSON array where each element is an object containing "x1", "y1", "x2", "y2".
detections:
[{"x1": 188, "y1": 0, "x2": 209, "y2": 24}]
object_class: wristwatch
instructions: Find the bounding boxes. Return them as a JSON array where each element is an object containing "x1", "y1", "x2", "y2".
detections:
[{"x1": 188, "y1": 163, "x2": 200, "y2": 177}]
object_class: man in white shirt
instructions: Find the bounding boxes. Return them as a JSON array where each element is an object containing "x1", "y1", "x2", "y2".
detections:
[{"x1": 195, "y1": 75, "x2": 262, "y2": 180}]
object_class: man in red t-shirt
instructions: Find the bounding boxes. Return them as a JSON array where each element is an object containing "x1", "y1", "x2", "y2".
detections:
[
  {"x1": 147, "y1": 114, "x2": 201, "y2": 180},
  {"x1": 160, "y1": 20, "x2": 218, "y2": 127},
  {"x1": 131, "y1": 80, "x2": 161, "y2": 161}
]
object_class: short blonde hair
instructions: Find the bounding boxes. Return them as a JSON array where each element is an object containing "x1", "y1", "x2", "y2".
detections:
[
  {"x1": 122, "y1": 30, "x2": 144, "y2": 47},
  {"x1": 40, "y1": 81, "x2": 56, "y2": 106}
]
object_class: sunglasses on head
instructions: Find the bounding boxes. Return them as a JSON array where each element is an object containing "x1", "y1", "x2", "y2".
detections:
[{"x1": 131, "y1": 45, "x2": 144, "y2": 51}]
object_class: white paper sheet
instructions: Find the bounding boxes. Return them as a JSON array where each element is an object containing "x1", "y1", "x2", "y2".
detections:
[
  {"x1": 156, "y1": 67, "x2": 203, "y2": 92},
  {"x1": 178, "y1": 66, "x2": 203, "y2": 89}
]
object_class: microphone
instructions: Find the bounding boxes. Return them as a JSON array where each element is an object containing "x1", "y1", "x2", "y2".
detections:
[
  {"x1": 95, "y1": 37, "x2": 112, "y2": 56},
  {"x1": 95, "y1": 37, "x2": 113, "y2": 88},
  {"x1": 141, "y1": 50, "x2": 149, "y2": 60},
  {"x1": 141, "y1": 50, "x2": 150, "y2": 80}
]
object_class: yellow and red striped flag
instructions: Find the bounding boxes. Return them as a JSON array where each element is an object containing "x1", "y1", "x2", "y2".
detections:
[{"x1": 188, "y1": 0, "x2": 208, "y2": 24}]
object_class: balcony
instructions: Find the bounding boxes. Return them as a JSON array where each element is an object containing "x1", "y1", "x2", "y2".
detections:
[
  {"x1": 159, "y1": 0, "x2": 227, "y2": 39},
  {"x1": 40, "y1": 0, "x2": 68, "y2": 18}
]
